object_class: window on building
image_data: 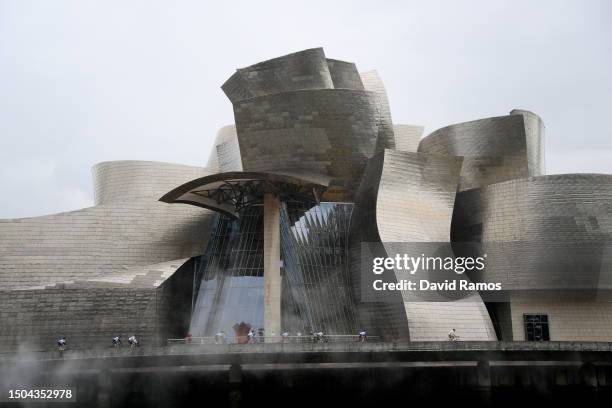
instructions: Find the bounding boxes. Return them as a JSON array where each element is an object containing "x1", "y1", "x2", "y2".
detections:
[{"x1": 523, "y1": 314, "x2": 550, "y2": 341}]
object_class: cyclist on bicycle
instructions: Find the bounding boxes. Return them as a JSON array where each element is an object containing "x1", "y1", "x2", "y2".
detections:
[
  {"x1": 128, "y1": 335, "x2": 138, "y2": 348},
  {"x1": 57, "y1": 336, "x2": 67, "y2": 351},
  {"x1": 112, "y1": 335, "x2": 122, "y2": 348}
]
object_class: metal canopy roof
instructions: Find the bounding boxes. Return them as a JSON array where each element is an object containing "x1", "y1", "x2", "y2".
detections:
[{"x1": 160, "y1": 171, "x2": 327, "y2": 218}]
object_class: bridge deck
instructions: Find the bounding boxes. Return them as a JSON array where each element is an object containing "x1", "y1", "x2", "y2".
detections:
[{"x1": 2, "y1": 341, "x2": 612, "y2": 371}]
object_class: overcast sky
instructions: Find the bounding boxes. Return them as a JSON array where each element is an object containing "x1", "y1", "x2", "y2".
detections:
[{"x1": 0, "y1": 0, "x2": 610, "y2": 218}]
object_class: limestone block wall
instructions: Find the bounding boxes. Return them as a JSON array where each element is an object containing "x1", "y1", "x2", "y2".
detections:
[
  {"x1": 509, "y1": 298, "x2": 612, "y2": 341},
  {"x1": 0, "y1": 161, "x2": 213, "y2": 350},
  {"x1": 0, "y1": 254, "x2": 197, "y2": 352},
  {"x1": 0, "y1": 288, "x2": 158, "y2": 351}
]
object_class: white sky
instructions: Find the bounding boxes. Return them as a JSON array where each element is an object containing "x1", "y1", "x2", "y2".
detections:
[{"x1": 1, "y1": 0, "x2": 611, "y2": 218}]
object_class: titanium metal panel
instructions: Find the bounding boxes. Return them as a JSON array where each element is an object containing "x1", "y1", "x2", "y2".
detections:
[
  {"x1": 326, "y1": 59, "x2": 364, "y2": 90},
  {"x1": 452, "y1": 174, "x2": 612, "y2": 291},
  {"x1": 232, "y1": 89, "x2": 388, "y2": 188},
  {"x1": 1, "y1": 161, "x2": 215, "y2": 290},
  {"x1": 418, "y1": 110, "x2": 545, "y2": 191},
  {"x1": 360, "y1": 70, "x2": 395, "y2": 151},
  {"x1": 221, "y1": 48, "x2": 334, "y2": 103},
  {"x1": 206, "y1": 125, "x2": 243, "y2": 172},
  {"x1": 350, "y1": 149, "x2": 496, "y2": 341},
  {"x1": 393, "y1": 124, "x2": 424, "y2": 153},
  {"x1": 223, "y1": 50, "x2": 396, "y2": 191}
]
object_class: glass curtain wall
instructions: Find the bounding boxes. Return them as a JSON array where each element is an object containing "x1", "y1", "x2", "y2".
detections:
[
  {"x1": 190, "y1": 201, "x2": 358, "y2": 340},
  {"x1": 189, "y1": 206, "x2": 264, "y2": 339},
  {"x1": 280, "y1": 202, "x2": 357, "y2": 334}
]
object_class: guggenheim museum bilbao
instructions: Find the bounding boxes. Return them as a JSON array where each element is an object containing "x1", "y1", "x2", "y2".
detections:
[{"x1": 1, "y1": 48, "x2": 611, "y2": 351}]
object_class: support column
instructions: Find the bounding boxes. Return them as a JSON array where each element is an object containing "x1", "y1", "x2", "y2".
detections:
[{"x1": 263, "y1": 192, "x2": 281, "y2": 342}]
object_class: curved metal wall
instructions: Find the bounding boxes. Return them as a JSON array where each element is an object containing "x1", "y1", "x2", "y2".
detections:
[
  {"x1": 93, "y1": 160, "x2": 211, "y2": 206},
  {"x1": 393, "y1": 124, "x2": 424, "y2": 153},
  {"x1": 232, "y1": 89, "x2": 388, "y2": 188},
  {"x1": 360, "y1": 70, "x2": 395, "y2": 151},
  {"x1": 206, "y1": 125, "x2": 243, "y2": 173},
  {"x1": 1, "y1": 161, "x2": 215, "y2": 290},
  {"x1": 511, "y1": 109, "x2": 545, "y2": 175},
  {"x1": 350, "y1": 149, "x2": 497, "y2": 340},
  {"x1": 222, "y1": 48, "x2": 334, "y2": 103},
  {"x1": 452, "y1": 174, "x2": 612, "y2": 291},
  {"x1": 418, "y1": 110, "x2": 545, "y2": 191},
  {"x1": 326, "y1": 59, "x2": 364, "y2": 90},
  {"x1": 223, "y1": 49, "x2": 395, "y2": 192},
  {"x1": 374, "y1": 150, "x2": 462, "y2": 242}
]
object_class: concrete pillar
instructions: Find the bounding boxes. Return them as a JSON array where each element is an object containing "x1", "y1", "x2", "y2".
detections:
[{"x1": 263, "y1": 192, "x2": 281, "y2": 342}]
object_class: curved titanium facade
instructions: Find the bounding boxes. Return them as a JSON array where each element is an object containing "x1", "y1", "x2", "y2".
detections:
[
  {"x1": 222, "y1": 48, "x2": 334, "y2": 103},
  {"x1": 512, "y1": 109, "x2": 545, "y2": 175},
  {"x1": 222, "y1": 49, "x2": 394, "y2": 192},
  {"x1": 327, "y1": 59, "x2": 364, "y2": 90},
  {"x1": 350, "y1": 149, "x2": 496, "y2": 341},
  {"x1": 1, "y1": 161, "x2": 214, "y2": 289},
  {"x1": 0, "y1": 161, "x2": 215, "y2": 350},
  {"x1": 393, "y1": 124, "x2": 424, "y2": 153},
  {"x1": 4, "y1": 47, "x2": 611, "y2": 348},
  {"x1": 360, "y1": 70, "x2": 395, "y2": 151},
  {"x1": 418, "y1": 110, "x2": 545, "y2": 191},
  {"x1": 206, "y1": 125, "x2": 242, "y2": 172},
  {"x1": 233, "y1": 89, "x2": 386, "y2": 187},
  {"x1": 452, "y1": 174, "x2": 612, "y2": 341},
  {"x1": 93, "y1": 160, "x2": 211, "y2": 205},
  {"x1": 452, "y1": 174, "x2": 612, "y2": 290}
]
